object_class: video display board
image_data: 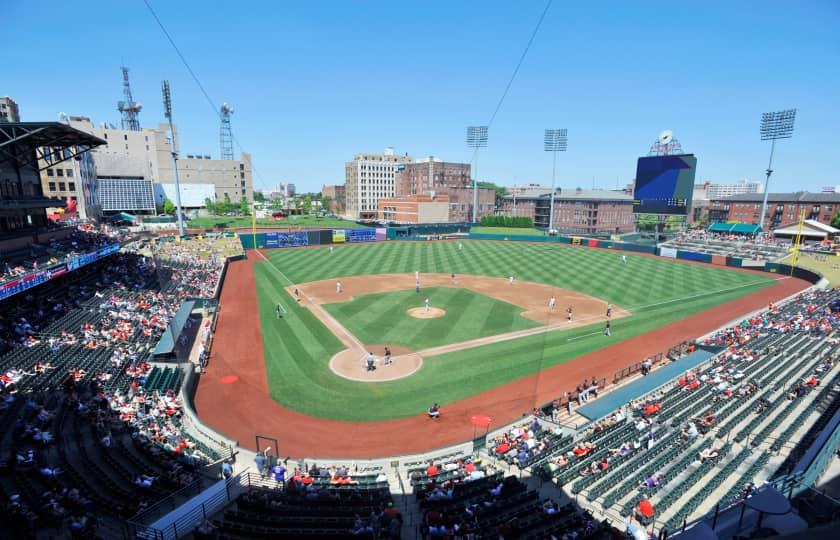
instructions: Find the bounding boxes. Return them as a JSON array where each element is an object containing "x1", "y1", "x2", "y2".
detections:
[{"x1": 632, "y1": 154, "x2": 697, "y2": 215}]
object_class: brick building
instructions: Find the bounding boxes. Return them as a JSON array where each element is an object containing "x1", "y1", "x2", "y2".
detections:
[
  {"x1": 394, "y1": 157, "x2": 493, "y2": 222},
  {"x1": 500, "y1": 188, "x2": 634, "y2": 234},
  {"x1": 321, "y1": 184, "x2": 345, "y2": 213},
  {"x1": 708, "y1": 192, "x2": 840, "y2": 229},
  {"x1": 376, "y1": 193, "x2": 450, "y2": 223}
]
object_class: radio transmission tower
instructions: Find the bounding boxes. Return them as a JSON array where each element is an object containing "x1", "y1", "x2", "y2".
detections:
[
  {"x1": 117, "y1": 67, "x2": 142, "y2": 131},
  {"x1": 220, "y1": 103, "x2": 234, "y2": 160}
]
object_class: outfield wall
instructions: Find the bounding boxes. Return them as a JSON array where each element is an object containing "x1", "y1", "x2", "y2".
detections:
[{"x1": 239, "y1": 227, "x2": 386, "y2": 249}]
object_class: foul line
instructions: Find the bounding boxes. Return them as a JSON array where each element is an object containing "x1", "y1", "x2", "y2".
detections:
[{"x1": 255, "y1": 249, "x2": 367, "y2": 352}]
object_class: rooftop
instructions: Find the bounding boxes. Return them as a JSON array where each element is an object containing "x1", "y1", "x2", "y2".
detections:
[{"x1": 718, "y1": 191, "x2": 840, "y2": 203}]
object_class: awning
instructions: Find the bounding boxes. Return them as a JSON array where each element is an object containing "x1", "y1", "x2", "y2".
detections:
[
  {"x1": 708, "y1": 222, "x2": 761, "y2": 234},
  {"x1": 152, "y1": 301, "x2": 196, "y2": 356}
]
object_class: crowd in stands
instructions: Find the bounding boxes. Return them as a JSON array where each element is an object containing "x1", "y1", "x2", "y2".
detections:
[
  {"x1": 526, "y1": 287, "x2": 839, "y2": 534},
  {"x1": 0, "y1": 237, "x2": 232, "y2": 538},
  {"x1": 661, "y1": 228, "x2": 791, "y2": 261},
  {"x1": 0, "y1": 225, "x2": 123, "y2": 284}
]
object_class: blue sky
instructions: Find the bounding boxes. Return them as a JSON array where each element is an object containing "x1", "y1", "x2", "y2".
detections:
[{"x1": 3, "y1": 0, "x2": 838, "y2": 194}]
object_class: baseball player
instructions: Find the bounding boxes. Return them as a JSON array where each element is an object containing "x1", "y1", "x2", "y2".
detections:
[
  {"x1": 424, "y1": 297, "x2": 430, "y2": 313},
  {"x1": 508, "y1": 275, "x2": 514, "y2": 285},
  {"x1": 548, "y1": 296, "x2": 556, "y2": 312},
  {"x1": 567, "y1": 306, "x2": 573, "y2": 322},
  {"x1": 336, "y1": 281, "x2": 342, "y2": 293},
  {"x1": 606, "y1": 303, "x2": 612, "y2": 318},
  {"x1": 451, "y1": 273, "x2": 456, "y2": 285},
  {"x1": 622, "y1": 254, "x2": 627, "y2": 264}
]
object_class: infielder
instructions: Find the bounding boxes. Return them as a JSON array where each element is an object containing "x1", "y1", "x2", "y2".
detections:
[
  {"x1": 606, "y1": 303, "x2": 612, "y2": 318},
  {"x1": 336, "y1": 281, "x2": 342, "y2": 293},
  {"x1": 548, "y1": 296, "x2": 556, "y2": 312},
  {"x1": 508, "y1": 275, "x2": 514, "y2": 285},
  {"x1": 567, "y1": 306, "x2": 573, "y2": 322},
  {"x1": 424, "y1": 297, "x2": 430, "y2": 313}
]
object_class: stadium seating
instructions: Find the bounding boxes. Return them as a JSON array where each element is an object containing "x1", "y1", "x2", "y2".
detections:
[{"x1": 534, "y1": 288, "x2": 840, "y2": 532}]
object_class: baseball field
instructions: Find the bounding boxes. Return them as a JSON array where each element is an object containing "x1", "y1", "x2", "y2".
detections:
[{"x1": 249, "y1": 240, "x2": 777, "y2": 421}]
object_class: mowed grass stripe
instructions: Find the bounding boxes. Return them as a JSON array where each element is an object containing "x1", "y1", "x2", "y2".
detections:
[
  {"x1": 255, "y1": 241, "x2": 777, "y2": 421},
  {"x1": 323, "y1": 287, "x2": 538, "y2": 350}
]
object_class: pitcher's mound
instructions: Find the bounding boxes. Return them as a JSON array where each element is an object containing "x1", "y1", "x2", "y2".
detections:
[{"x1": 407, "y1": 307, "x2": 446, "y2": 319}]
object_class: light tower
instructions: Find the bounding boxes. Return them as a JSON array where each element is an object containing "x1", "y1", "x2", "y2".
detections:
[
  {"x1": 758, "y1": 109, "x2": 796, "y2": 231},
  {"x1": 162, "y1": 80, "x2": 185, "y2": 236},
  {"x1": 466, "y1": 126, "x2": 488, "y2": 223},
  {"x1": 544, "y1": 129, "x2": 568, "y2": 232},
  {"x1": 220, "y1": 103, "x2": 234, "y2": 160},
  {"x1": 117, "y1": 67, "x2": 142, "y2": 131}
]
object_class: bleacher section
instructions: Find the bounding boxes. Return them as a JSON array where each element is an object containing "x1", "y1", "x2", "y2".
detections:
[
  {"x1": 660, "y1": 236, "x2": 789, "y2": 262},
  {"x1": 526, "y1": 288, "x2": 839, "y2": 533},
  {"x1": 0, "y1": 244, "x2": 228, "y2": 539}
]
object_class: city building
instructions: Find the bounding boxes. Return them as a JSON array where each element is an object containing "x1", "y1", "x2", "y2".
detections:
[
  {"x1": 504, "y1": 185, "x2": 553, "y2": 219},
  {"x1": 705, "y1": 179, "x2": 763, "y2": 199},
  {"x1": 40, "y1": 148, "x2": 101, "y2": 221},
  {"x1": 500, "y1": 188, "x2": 634, "y2": 234},
  {"x1": 0, "y1": 97, "x2": 20, "y2": 123},
  {"x1": 0, "y1": 121, "x2": 103, "y2": 234},
  {"x1": 345, "y1": 147, "x2": 412, "y2": 219},
  {"x1": 63, "y1": 116, "x2": 253, "y2": 215},
  {"x1": 393, "y1": 156, "x2": 494, "y2": 222},
  {"x1": 376, "y1": 193, "x2": 450, "y2": 223},
  {"x1": 708, "y1": 191, "x2": 840, "y2": 229},
  {"x1": 321, "y1": 184, "x2": 345, "y2": 213}
]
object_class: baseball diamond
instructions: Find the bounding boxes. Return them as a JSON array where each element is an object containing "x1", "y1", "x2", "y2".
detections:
[{"x1": 194, "y1": 239, "x2": 809, "y2": 458}]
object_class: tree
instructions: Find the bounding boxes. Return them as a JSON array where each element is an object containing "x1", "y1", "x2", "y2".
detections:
[
  {"x1": 239, "y1": 196, "x2": 250, "y2": 215},
  {"x1": 216, "y1": 194, "x2": 231, "y2": 215},
  {"x1": 321, "y1": 195, "x2": 333, "y2": 213},
  {"x1": 253, "y1": 191, "x2": 265, "y2": 203},
  {"x1": 832, "y1": 211, "x2": 840, "y2": 229},
  {"x1": 302, "y1": 195, "x2": 312, "y2": 214},
  {"x1": 204, "y1": 197, "x2": 217, "y2": 215},
  {"x1": 163, "y1": 199, "x2": 176, "y2": 215}
]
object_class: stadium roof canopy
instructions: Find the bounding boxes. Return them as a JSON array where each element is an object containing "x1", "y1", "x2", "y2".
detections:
[
  {"x1": 0, "y1": 122, "x2": 106, "y2": 171},
  {"x1": 772, "y1": 219, "x2": 839, "y2": 239},
  {"x1": 708, "y1": 222, "x2": 761, "y2": 234}
]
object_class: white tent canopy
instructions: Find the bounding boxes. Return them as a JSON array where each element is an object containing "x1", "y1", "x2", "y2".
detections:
[{"x1": 773, "y1": 219, "x2": 839, "y2": 239}]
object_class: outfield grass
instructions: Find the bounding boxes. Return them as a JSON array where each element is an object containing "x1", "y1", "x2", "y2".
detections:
[
  {"x1": 470, "y1": 226, "x2": 545, "y2": 236},
  {"x1": 323, "y1": 287, "x2": 540, "y2": 350},
  {"x1": 254, "y1": 240, "x2": 777, "y2": 421},
  {"x1": 188, "y1": 215, "x2": 367, "y2": 229}
]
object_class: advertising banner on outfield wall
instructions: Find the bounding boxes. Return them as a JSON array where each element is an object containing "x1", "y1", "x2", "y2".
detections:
[
  {"x1": 332, "y1": 230, "x2": 346, "y2": 243},
  {"x1": 659, "y1": 247, "x2": 678, "y2": 258}
]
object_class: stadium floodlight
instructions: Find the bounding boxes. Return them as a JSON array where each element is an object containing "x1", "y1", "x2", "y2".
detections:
[
  {"x1": 758, "y1": 109, "x2": 796, "y2": 231},
  {"x1": 466, "y1": 126, "x2": 489, "y2": 223},
  {"x1": 544, "y1": 129, "x2": 568, "y2": 232},
  {"x1": 162, "y1": 80, "x2": 185, "y2": 236}
]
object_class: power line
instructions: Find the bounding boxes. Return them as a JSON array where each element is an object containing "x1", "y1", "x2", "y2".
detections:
[
  {"x1": 140, "y1": 0, "x2": 271, "y2": 191},
  {"x1": 487, "y1": 0, "x2": 553, "y2": 127}
]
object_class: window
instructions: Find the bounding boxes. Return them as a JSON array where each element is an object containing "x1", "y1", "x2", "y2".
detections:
[
  {"x1": 240, "y1": 172, "x2": 245, "y2": 179},
  {"x1": 48, "y1": 182, "x2": 56, "y2": 191},
  {"x1": 124, "y1": 134, "x2": 128, "y2": 141},
  {"x1": 59, "y1": 182, "x2": 66, "y2": 191},
  {"x1": 66, "y1": 169, "x2": 73, "y2": 178},
  {"x1": 104, "y1": 133, "x2": 108, "y2": 139},
  {"x1": 68, "y1": 182, "x2": 76, "y2": 191},
  {"x1": 46, "y1": 169, "x2": 54, "y2": 177},
  {"x1": 56, "y1": 169, "x2": 64, "y2": 177}
]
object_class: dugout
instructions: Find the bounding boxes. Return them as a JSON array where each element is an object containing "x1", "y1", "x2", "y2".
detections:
[{"x1": 152, "y1": 300, "x2": 200, "y2": 361}]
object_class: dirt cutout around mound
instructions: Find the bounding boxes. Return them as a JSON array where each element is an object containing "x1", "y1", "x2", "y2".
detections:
[
  {"x1": 407, "y1": 307, "x2": 446, "y2": 319},
  {"x1": 291, "y1": 273, "x2": 628, "y2": 383}
]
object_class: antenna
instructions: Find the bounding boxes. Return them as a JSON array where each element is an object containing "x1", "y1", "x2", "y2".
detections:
[
  {"x1": 117, "y1": 66, "x2": 142, "y2": 131},
  {"x1": 220, "y1": 103, "x2": 234, "y2": 160}
]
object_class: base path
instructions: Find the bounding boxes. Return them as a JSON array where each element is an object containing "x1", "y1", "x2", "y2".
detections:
[{"x1": 195, "y1": 253, "x2": 811, "y2": 459}]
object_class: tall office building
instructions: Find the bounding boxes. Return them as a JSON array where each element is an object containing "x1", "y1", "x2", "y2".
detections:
[
  {"x1": 345, "y1": 147, "x2": 412, "y2": 219},
  {"x1": 62, "y1": 117, "x2": 253, "y2": 214},
  {"x1": 0, "y1": 97, "x2": 21, "y2": 123}
]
